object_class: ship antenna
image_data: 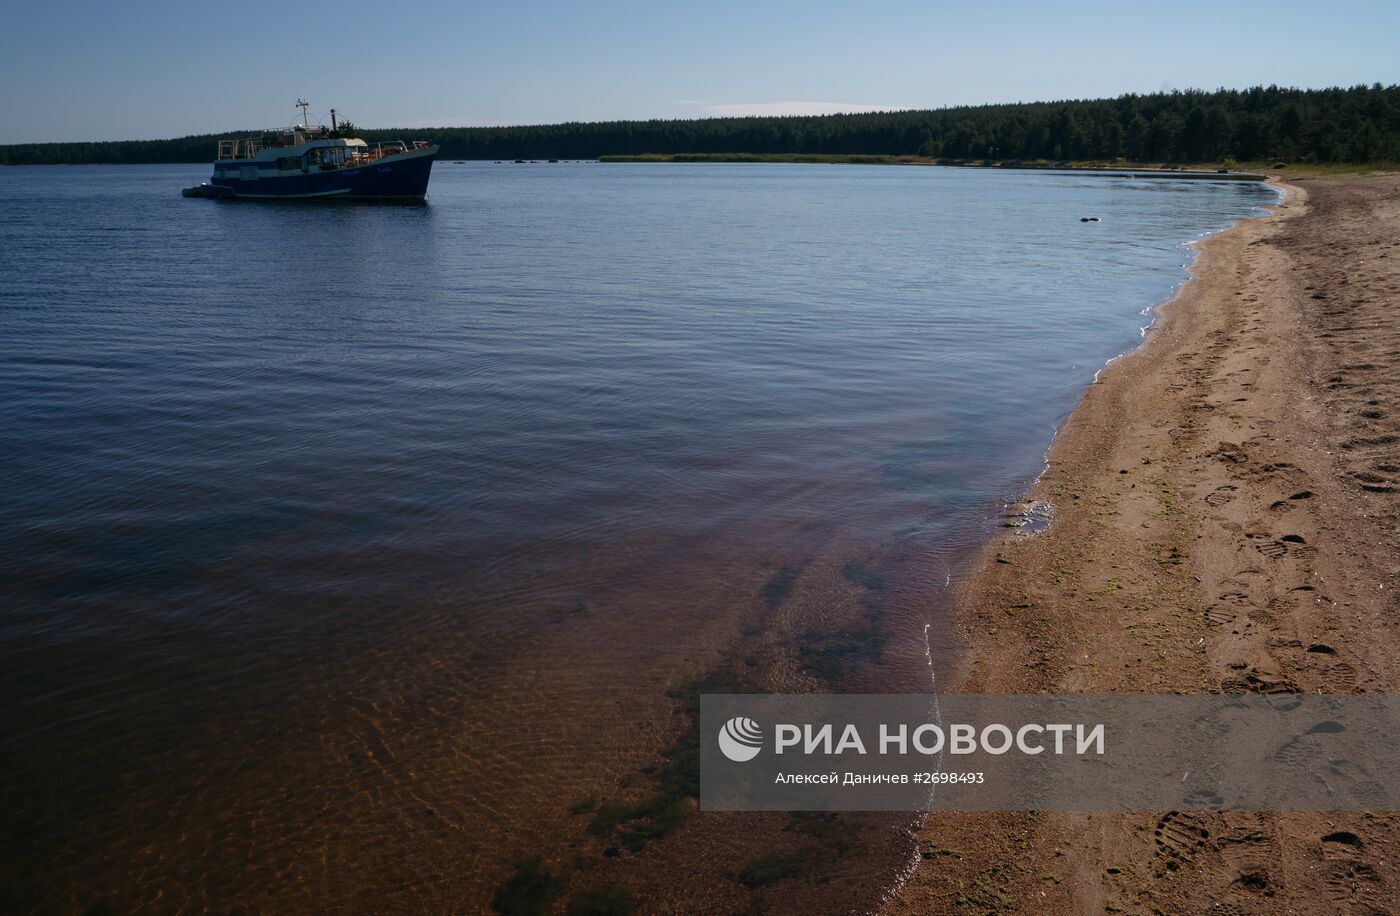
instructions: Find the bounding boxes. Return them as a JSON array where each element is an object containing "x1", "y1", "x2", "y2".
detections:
[{"x1": 296, "y1": 98, "x2": 310, "y2": 129}]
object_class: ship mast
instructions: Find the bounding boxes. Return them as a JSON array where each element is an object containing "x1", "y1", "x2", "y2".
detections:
[{"x1": 295, "y1": 98, "x2": 310, "y2": 129}]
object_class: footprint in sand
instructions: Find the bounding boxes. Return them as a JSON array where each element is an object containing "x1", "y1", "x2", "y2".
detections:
[
  {"x1": 1321, "y1": 830, "x2": 1387, "y2": 909},
  {"x1": 1154, "y1": 811, "x2": 1219, "y2": 872},
  {"x1": 1205, "y1": 485, "x2": 1239, "y2": 507},
  {"x1": 1182, "y1": 787, "x2": 1227, "y2": 811},
  {"x1": 1204, "y1": 606, "x2": 1237, "y2": 627}
]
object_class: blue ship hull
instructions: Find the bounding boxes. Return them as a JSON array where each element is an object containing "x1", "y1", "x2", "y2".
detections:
[{"x1": 206, "y1": 147, "x2": 437, "y2": 200}]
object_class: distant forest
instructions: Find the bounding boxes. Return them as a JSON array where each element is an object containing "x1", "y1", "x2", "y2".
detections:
[{"x1": 3, "y1": 85, "x2": 1397, "y2": 166}]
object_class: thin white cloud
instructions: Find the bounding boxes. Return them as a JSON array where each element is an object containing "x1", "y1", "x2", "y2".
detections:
[{"x1": 684, "y1": 101, "x2": 898, "y2": 118}]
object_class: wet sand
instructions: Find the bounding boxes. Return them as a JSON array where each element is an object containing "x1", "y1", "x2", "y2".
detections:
[{"x1": 888, "y1": 174, "x2": 1400, "y2": 912}]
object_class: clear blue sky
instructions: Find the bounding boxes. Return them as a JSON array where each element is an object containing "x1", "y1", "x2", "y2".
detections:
[{"x1": 3, "y1": 0, "x2": 1396, "y2": 143}]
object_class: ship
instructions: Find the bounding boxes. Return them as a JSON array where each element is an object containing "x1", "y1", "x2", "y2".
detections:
[{"x1": 183, "y1": 101, "x2": 437, "y2": 200}]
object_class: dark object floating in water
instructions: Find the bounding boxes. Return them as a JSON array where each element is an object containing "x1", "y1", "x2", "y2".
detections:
[
  {"x1": 182, "y1": 101, "x2": 438, "y2": 199},
  {"x1": 515, "y1": 159, "x2": 525, "y2": 164},
  {"x1": 1080, "y1": 216, "x2": 1101, "y2": 222},
  {"x1": 454, "y1": 160, "x2": 465, "y2": 164},
  {"x1": 548, "y1": 159, "x2": 559, "y2": 163},
  {"x1": 182, "y1": 182, "x2": 235, "y2": 199}
]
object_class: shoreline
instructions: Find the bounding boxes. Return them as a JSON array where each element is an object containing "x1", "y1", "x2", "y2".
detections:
[
  {"x1": 888, "y1": 174, "x2": 1400, "y2": 911},
  {"x1": 596, "y1": 153, "x2": 1270, "y2": 179},
  {"x1": 873, "y1": 177, "x2": 1289, "y2": 911}
]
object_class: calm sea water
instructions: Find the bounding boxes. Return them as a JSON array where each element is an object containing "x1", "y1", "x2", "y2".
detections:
[{"x1": 0, "y1": 162, "x2": 1274, "y2": 911}]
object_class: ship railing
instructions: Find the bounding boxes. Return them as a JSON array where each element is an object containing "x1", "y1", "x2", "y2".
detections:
[
  {"x1": 363, "y1": 141, "x2": 430, "y2": 156},
  {"x1": 216, "y1": 138, "x2": 263, "y2": 160},
  {"x1": 316, "y1": 142, "x2": 432, "y2": 169},
  {"x1": 216, "y1": 136, "x2": 431, "y2": 165}
]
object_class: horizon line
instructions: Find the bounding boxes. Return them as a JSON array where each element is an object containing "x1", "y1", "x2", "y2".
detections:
[{"x1": 3, "y1": 82, "x2": 1395, "y2": 146}]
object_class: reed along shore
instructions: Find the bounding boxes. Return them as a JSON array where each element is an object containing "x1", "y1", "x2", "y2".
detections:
[{"x1": 884, "y1": 174, "x2": 1400, "y2": 913}]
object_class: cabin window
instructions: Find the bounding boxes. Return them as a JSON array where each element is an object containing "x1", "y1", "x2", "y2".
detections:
[{"x1": 278, "y1": 157, "x2": 300, "y2": 171}]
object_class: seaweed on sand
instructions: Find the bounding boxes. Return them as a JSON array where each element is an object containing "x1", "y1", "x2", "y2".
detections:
[
  {"x1": 586, "y1": 668, "x2": 745, "y2": 852},
  {"x1": 490, "y1": 858, "x2": 561, "y2": 915},
  {"x1": 738, "y1": 813, "x2": 859, "y2": 887}
]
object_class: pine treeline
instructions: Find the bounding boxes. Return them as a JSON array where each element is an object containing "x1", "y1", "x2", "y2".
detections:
[{"x1": 3, "y1": 85, "x2": 1396, "y2": 166}]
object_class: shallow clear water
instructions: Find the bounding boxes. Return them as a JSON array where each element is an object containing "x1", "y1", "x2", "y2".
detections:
[{"x1": 0, "y1": 162, "x2": 1274, "y2": 909}]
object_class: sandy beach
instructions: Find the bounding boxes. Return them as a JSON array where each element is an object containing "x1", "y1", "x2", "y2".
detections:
[{"x1": 889, "y1": 174, "x2": 1400, "y2": 913}]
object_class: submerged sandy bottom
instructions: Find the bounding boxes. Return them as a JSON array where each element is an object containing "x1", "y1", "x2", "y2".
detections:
[{"x1": 0, "y1": 164, "x2": 1279, "y2": 912}]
